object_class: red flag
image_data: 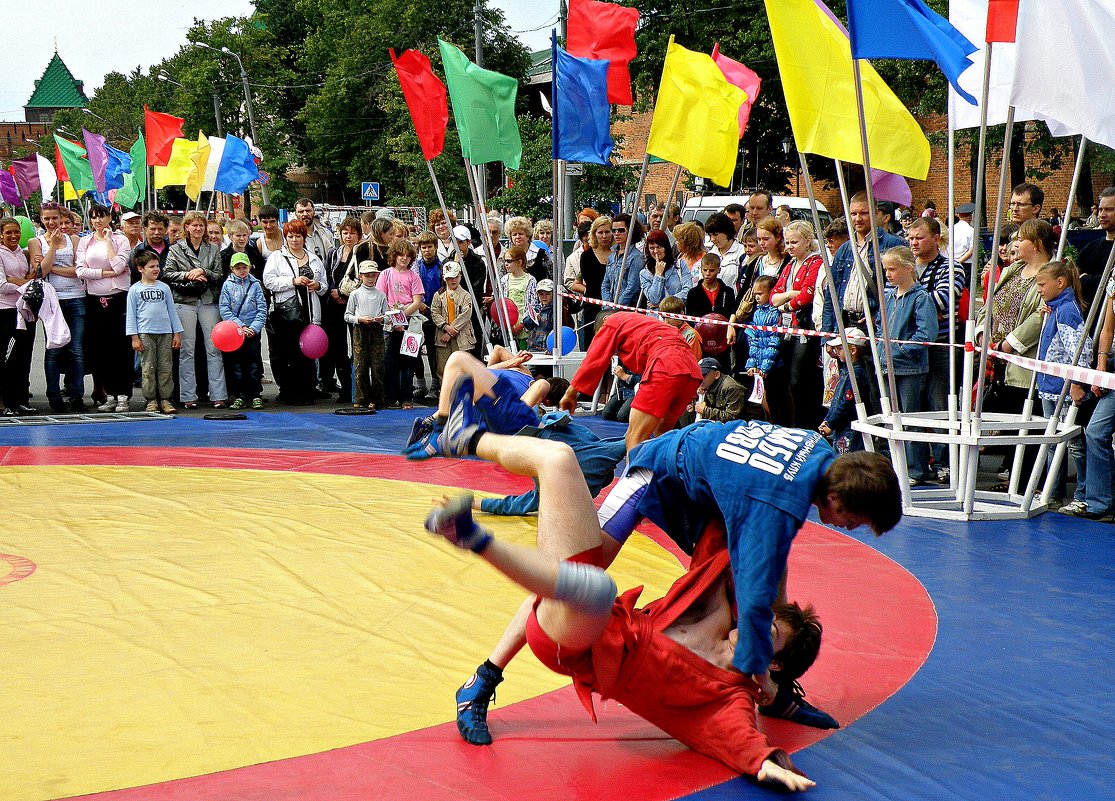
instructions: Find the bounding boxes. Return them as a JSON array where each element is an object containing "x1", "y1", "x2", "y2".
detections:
[
  {"x1": 986, "y1": 0, "x2": 1020, "y2": 43},
  {"x1": 711, "y1": 44, "x2": 762, "y2": 138},
  {"x1": 144, "y1": 106, "x2": 186, "y2": 167},
  {"x1": 54, "y1": 143, "x2": 69, "y2": 182},
  {"x1": 390, "y1": 48, "x2": 448, "y2": 161},
  {"x1": 567, "y1": 0, "x2": 639, "y2": 106}
]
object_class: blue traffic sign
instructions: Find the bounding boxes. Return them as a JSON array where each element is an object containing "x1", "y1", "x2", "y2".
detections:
[{"x1": 361, "y1": 181, "x2": 380, "y2": 201}]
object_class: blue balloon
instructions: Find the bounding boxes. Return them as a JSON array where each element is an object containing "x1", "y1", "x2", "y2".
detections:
[
  {"x1": 546, "y1": 326, "x2": 578, "y2": 356},
  {"x1": 531, "y1": 239, "x2": 551, "y2": 254}
]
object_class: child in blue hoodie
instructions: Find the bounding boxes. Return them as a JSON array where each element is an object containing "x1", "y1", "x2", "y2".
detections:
[
  {"x1": 744, "y1": 275, "x2": 790, "y2": 425},
  {"x1": 219, "y1": 252, "x2": 268, "y2": 409},
  {"x1": 1035, "y1": 259, "x2": 1092, "y2": 504}
]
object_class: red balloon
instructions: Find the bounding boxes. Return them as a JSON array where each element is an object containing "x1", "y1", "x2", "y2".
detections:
[
  {"x1": 489, "y1": 297, "x2": 519, "y2": 327},
  {"x1": 696, "y1": 313, "x2": 730, "y2": 355},
  {"x1": 211, "y1": 320, "x2": 245, "y2": 353}
]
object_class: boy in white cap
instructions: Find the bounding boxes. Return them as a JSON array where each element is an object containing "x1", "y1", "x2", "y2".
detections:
[
  {"x1": 431, "y1": 261, "x2": 476, "y2": 380},
  {"x1": 818, "y1": 327, "x2": 871, "y2": 453},
  {"x1": 524, "y1": 278, "x2": 555, "y2": 352},
  {"x1": 344, "y1": 260, "x2": 388, "y2": 410}
]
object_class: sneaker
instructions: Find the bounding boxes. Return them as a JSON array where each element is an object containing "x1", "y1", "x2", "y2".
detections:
[
  {"x1": 98, "y1": 397, "x2": 118, "y2": 412},
  {"x1": 935, "y1": 466, "x2": 950, "y2": 483},
  {"x1": 114, "y1": 396, "x2": 129, "y2": 412},
  {"x1": 229, "y1": 398, "x2": 246, "y2": 410},
  {"x1": 997, "y1": 468, "x2": 1011, "y2": 481},
  {"x1": 403, "y1": 418, "x2": 446, "y2": 461},
  {"x1": 455, "y1": 663, "x2": 504, "y2": 746},
  {"x1": 405, "y1": 415, "x2": 438, "y2": 449},
  {"x1": 760, "y1": 680, "x2": 840, "y2": 729},
  {"x1": 160, "y1": 401, "x2": 177, "y2": 415},
  {"x1": 251, "y1": 397, "x2": 264, "y2": 410},
  {"x1": 1059, "y1": 499, "x2": 1105, "y2": 519},
  {"x1": 48, "y1": 397, "x2": 68, "y2": 413},
  {"x1": 145, "y1": 401, "x2": 159, "y2": 412},
  {"x1": 441, "y1": 377, "x2": 486, "y2": 457},
  {"x1": 424, "y1": 493, "x2": 492, "y2": 552}
]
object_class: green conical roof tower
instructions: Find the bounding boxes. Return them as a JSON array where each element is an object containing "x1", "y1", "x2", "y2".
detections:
[{"x1": 24, "y1": 52, "x2": 86, "y2": 123}]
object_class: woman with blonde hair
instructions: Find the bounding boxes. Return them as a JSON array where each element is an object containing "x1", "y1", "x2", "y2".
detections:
[
  {"x1": 674, "y1": 221, "x2": 706, "y2": 285},
  {"x1": 505, "y1": 216, "x2": 551, "y2": 283},
  {"x1": 772, "y1": 220, "x2": 825, "y2": 428},
  {"x1": 566, "y1": 215, "x2": 612, "y2": 348}
]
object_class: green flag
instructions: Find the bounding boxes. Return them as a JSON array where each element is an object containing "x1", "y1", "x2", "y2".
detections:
[
  {"x1": 115, "y1": 172, "x2": 141, "y2": 209},
  {"x1": 130, "y1": 135, "x2": 147, "y2": 194},
  {"x1": 438, "y1": 39, "x2": 522, "y2": 169},
  {"x1": 53, "y1": 134, "x2": 95, "y2": 192}
]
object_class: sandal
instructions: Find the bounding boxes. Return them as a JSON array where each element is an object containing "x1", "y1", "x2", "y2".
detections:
[
  {"x1": 367, "y1": 404, "x2": 377, "y2": 413},
  {"x1": 183, "y1": 401, "x2": 199, "y2": 410},
  {"x1": 212, "y1": 400, "x2": 227, "y2": 409}
]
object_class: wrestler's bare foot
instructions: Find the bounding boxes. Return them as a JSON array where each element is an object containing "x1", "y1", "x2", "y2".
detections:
[{"x1": 757, "y1": 751, "x2": 816, "y2": 792}]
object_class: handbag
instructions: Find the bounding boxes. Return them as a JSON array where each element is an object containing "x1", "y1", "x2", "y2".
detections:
[{"x1": 273, "y1": 256, "x2": 310, "y2": 325}]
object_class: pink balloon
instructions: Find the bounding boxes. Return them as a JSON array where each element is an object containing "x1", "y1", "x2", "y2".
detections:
[
  {"x1": 211, "y1": 320, "x2": 245, "y2": 353},
  {"x1": 299, "y1": 323, "x2": 329, "y2": 360},
  {"x1": 489, "y1": 297, "x2": 519, "y2": 327}
]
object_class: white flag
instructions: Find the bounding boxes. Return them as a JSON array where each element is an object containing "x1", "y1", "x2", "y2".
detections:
[
  {"x1": 35, "y1": 154, "x2": 57, "y2": 202},
  {"x1": 202, "y1": 136, "x2": 226, "y2": 192},
  {"x1": 1010, "y1": 0, "x2": 1115, "y2": 150},
  {"x1": 947, "y1": 0, "x2": 1036, "y2": 130}
]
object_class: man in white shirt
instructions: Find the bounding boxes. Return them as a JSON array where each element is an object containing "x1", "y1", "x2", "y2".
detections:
[{"x1": 951, "y1": 203, "x2": 975, "y2": 269}]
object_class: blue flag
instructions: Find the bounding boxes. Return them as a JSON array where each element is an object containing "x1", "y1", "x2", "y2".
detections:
[
  {"x1": 103, "y1": 144, "x2": 132, "y2": 191},
  {"x1": 552, "y1": 35, "x2": 614, "y2": 165},
  {"x1": 214, "y1": 134, "x2": 259, "y2": 195},
  {"x1": 846, "y1": 0, "x2": 978, "y2": 105}
]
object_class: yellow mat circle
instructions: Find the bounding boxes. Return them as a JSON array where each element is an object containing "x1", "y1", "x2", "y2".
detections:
[{"x1": 1, "y1": 465, "x2": 682, "y2": 801}]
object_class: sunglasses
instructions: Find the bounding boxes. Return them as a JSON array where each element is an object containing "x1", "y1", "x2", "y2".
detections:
[
  {"x1": 41, "y1": 201, "x2": 61, "y2": 210},
  {"x1": 611, "y1": 228, "x2": 626, "y2": 233}
]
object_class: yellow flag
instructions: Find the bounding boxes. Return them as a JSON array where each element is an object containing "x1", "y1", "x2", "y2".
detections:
[
  {"x1": 63, "y1": 181, "x2": 78, "y2": 201},
  {"x1": 184, "y1": 131, "x2": 210, "y2": 201},
  {"x1": 154, "y1": 138, "x2": 199, "y2": 189},
  {"x1": 647, "y1": 37, "x2": 747, "y2": 188},
  {"x1": 765, "y1": 0, "x2": 930, "y2": 180}
]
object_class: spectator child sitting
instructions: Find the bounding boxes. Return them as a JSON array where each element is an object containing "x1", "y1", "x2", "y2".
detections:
[
  {"x1": 743, "y1": 275, "x2": 790, "y2": 424},
  {"x1": 524, "y1": 279, "x2": 555, "y2": 352},
  {"x1": 430, "y1": 262, "x2": 475, "y2": 382},
  {"x1": 658, "y1": 295, "x2": 703, "y2": 360},
  {"x1": 819, "y1": 328, "x2": 871, "y2": 453},
  {"x1": 125, "y1": 250, "x2": 183, "y2": 414},
  {"x1": 344, "y1": 260, "x2": 388, "y2": 411},
  {"x1": 218, "y1": 252, "x2": 268, "y2": 410}
]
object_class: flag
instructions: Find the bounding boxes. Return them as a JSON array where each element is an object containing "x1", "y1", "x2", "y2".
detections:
[
  {"x1": 103, "y1": 144, "x2": 131, "y2": 191},
  {"x1": 390, "y1": 48, "x2": 448, "y2": 161},
  {"x1": 552, "y1": 37, "x2": 614, "y2": 165},
  {"x1": 202, "y1": 136, "x2": 225, "y2": 192},
  {"x1": 36, "y1": 154, "x2": 57, "y2": 201},
  {"x1": 986, "y1": 0, "x2": 1020, "y2": 43},
  {"x1": 711, "y1": 44, "x2": 761, "y2": 137},
  {"x1": 153, "y1": 138, "x2": 197, "y2": 188},
  {"x1": 846, "y1": 0, "x2": 978, "y2": 105},
  {"x1": 213, "y1": 134, "x2": 259, "y2": 195},
  {"x1": 646, "y1": 37, "x2": 747, "y2": 188},
  {"x1": 10, "y1": 156, "x2": 40, "y2": 198},
  {"x1": 0, "y1": 169, "x2": 20, "y2": 205},
  {"x1": 115, "y1": 172, "x2": 141, "y2": 209},
  {"x1": 765, "y1": 0, "x2": 931, "y2": 180},
  {"x1": 53, "y1": 135, "x2": 96, "y2": 192},
  {"x1": 870, "y1": 168, "x2": 912, "y2": 207},
  {"x1": 83, "y1": 128, "x2": 108, "y2": 193},
  {"x1": 947, "y1": 0, "x2": 1038, "y2": 129},
  {"x1": 1010, "y1": 0, "x2": 1115, "y2": 151},
  {"x1": 129, "y1": 136, "x2": 147, "y2": 195},
  {"x1": 145, "y1": 107, "x2": 186, "y2": 167},
  {"x1": 567, "y1": 0, "x2": 639, "y2": 105},
  {"x1": 438, "y1": 39, "x2": 522, "y2": 169},
  {"x1": 185, "y1": 131, "x2": 210, "y2": 201}
]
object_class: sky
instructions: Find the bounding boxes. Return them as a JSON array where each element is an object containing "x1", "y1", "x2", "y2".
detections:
[{"x1": 0, "y1": 3, "x2": 555, "y2": 123}]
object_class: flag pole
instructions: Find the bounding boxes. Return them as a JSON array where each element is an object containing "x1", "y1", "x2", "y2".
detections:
[
  {"x1": 945, "y1": 106, "x2": 959, "y2": 490},
  {"x1": 614, "y1": 152, "x2": 649, "y2": 304},
  {"x1": 801, "y1": 153, "x2": 873, "y2": 452},
  {"x1": 464, "y1": 156, "x2": 515, "y2": 351},
  {"x1": 660, "y1": 164, "x2": 683, "y2": 230},
  {"x1": 425, "y1": 157, "x2": 490, "y2": 346},
  {"x1": 551, "y1": 29, "x2": 566, "y2": 369}
]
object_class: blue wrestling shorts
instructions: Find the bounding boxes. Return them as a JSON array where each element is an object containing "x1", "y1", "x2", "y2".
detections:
[{"x1": 476, "y1": 373, "x2": 540, "y2": 435}]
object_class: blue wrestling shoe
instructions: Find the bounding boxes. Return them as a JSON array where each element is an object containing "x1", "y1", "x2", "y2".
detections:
[
  {"x1": 402, "y1": 416, "x2": 444, "y2": 460},
  {"x1": 456, "y1": 662, "x2": 504, "y2": 745},
  {"x1": 441, "y1": 377, "x2": 486, "y2": 457},
  {"x1": 760, "y1": 680, "x2": 840, "y2": 729},
  {"x1": 425, "y1": 493, "x2": 493, "y2": 553}
]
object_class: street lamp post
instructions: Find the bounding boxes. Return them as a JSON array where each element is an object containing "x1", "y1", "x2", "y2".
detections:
[
  {"x1": 781, "y1": 137, "x2": 800, "y2": 197},
  {"x1": 192, "y1": 41, "x2": 269, "y2": 203}
]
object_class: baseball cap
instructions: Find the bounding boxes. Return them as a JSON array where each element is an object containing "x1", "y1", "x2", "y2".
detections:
[
  {"x1": 537, "y1": 279, "x2": 555, "y2": 292},
  {"x1": 358, "y1": 259, "x2": 381, "y2": 274},
  {"x1": 442, "y1": 262, "x2": 462, "y2": 278},
  {"x1": 826, "y1": 327, "x2": 868, "y2": 347},
  {"x1": 120, "y1": 211, "x2": 140, "y2": 222},
  {"x1": 229, "y1": 252, "x2": 251, "y2": 268},
  {"x1": 453, "y1": 225, "x2": 472, "y2": 241},
  {"x1": 698, "y1": 357, "x2": 722, "y2": 376}
]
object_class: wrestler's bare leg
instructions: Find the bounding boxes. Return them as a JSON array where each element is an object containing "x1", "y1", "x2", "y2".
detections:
[{"x1": 625, "y1": 407, "x2": 664, "y2": 452}]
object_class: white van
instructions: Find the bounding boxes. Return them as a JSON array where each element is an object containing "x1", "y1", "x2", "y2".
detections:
[{"x1": 681, "y1": 193, "x2": 833, "y2": 229}]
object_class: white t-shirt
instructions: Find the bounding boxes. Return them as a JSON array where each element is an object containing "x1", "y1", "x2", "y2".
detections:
[{"x1": 950, "y1": 219, "x2": 974, "y2": 263}]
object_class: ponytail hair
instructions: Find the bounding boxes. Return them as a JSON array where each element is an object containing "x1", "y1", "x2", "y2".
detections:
[{"x1": 1038, "y1": 258, "x2": 1087, "y2": 311}]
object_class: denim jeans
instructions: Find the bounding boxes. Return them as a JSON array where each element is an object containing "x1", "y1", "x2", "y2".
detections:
[
  {"x1": 1084, "y1": 391, "x2": 1115, "y2": 513},
  {"x1": 925, "y1": 344, "x2": 958, "y2": 470},
  {"x1": 893, "y1": 372, "x2": 931, "y2": 481},
  {"x1": 45, "y1": 296, "x2": 86, "y2": 401},
  {"x1": 1041, "y1": 397, "x2": 1087, "y2": 503},
  {"x1": 176, "y1": 301, "x2": 227, "y2": 403}
]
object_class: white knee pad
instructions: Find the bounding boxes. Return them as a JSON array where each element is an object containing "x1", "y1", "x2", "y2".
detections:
[{"x1": 553, "y1": 561, "x2": 617, "y2": 616}]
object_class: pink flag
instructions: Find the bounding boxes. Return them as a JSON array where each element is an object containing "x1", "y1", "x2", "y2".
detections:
[
  {"x1": 870, "y1": 168, "x2": 913, "y2": 207},
  {"x1": 711, "y1": 44, "x2": 762, "y2": 137},
  {"x1": 10, "y1": 156, "x2": 40, "y2": 198},
  {"x1": 83, "y1": 128, "x2": 108, "y2": 193}
]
